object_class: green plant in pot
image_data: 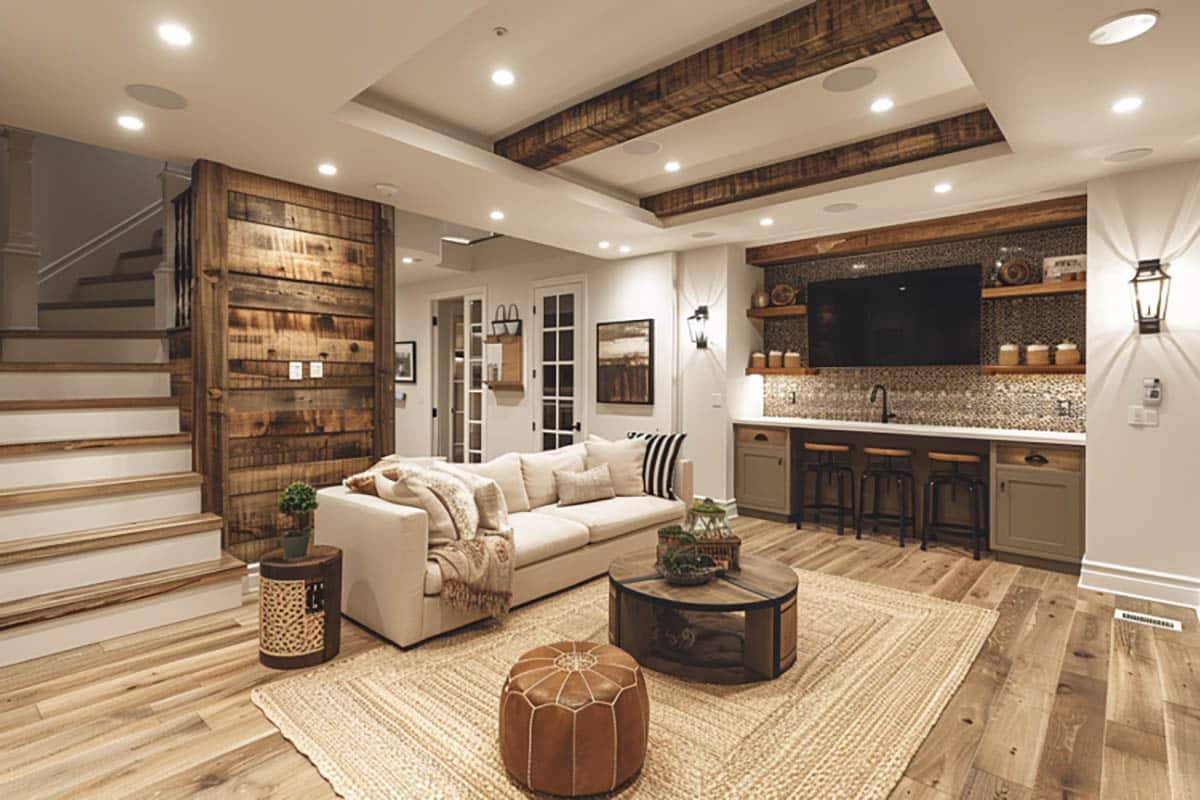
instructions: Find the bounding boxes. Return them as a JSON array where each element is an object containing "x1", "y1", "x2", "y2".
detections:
[
  {"x1": 278, "y1": 481, "x2": 318, "y2": 559},
  {"x1": 658, "y1": 531, "x2": 717, "y2": 584}
]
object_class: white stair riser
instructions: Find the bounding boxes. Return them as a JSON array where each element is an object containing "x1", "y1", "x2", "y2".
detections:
[
  {"x1": 0, "y1": 529, "x2": 221, "y2": 603},
  {"x1": 0, "y1": 577, "x2": 242, "y2": 668},
  {"x1": 115, "y1": 253, "x2": 165, "y2": 275},
  {"x1": 0, "y1": 445, "x2": 192, "y2": 489},
  {"x1": 1, "y1": 337, "x2": 168, "y2": 364},
  {"x1": 0, "y1": 486, "x2": 201, "y2": 541},
  {"x1": 0, "y1": 407, "x2": 179, "y2": 445},
  {"x1": 0, "y1": 371, "x2": 169, "y2": 401},
  {"x1": 73, "y1": 279, "x2": 155, "y2": 303},
  {"x1": 39, "y1": 305, "x2": 157, "y2": 330}
]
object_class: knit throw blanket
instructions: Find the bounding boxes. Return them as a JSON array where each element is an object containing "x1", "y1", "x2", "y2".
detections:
[{"x1": 428, "y1": 525, "x2": 514, "y2": 617}]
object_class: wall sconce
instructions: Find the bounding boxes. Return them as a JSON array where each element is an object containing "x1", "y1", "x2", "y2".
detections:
[
  {"x1": 687, "y1": 305, "x2": 709, "y2": 349},
  {"x1": 1130, "y1": 259, "x2": 1171, "y2": 334}
]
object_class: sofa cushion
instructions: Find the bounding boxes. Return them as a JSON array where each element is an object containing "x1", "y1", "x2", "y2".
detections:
[
  {"x1": 532, "y1": 495, "x2": 685, "y2": 543},
  {"x1": 433, "y1": 464, "x2": 509, "y2": 531},
  {"x1": 555, "y1": 464, "x2": 616, "y2": 506},
  {"x1": 584, "y1": 437, "x2": 646, "y2": 496},
  {"x1": 456, "y1": 452, "x2": 530, "y2": 513},
  {"x1": 423, "y1": 560, "x2": 442, "y2": 596},
  {"x1": 510, "y1": 511, "x2": 590, "y2": 568},
  {"x1": 520, "y1": 448, "x2": 585, "y2": 508}
]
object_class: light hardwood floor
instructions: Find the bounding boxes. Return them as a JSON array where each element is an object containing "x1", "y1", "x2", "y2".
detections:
[{"x1": 1, "y1": 518, "x2": 1197, "y2": 799}]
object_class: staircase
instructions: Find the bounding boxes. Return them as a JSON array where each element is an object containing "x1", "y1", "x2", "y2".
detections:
[{"x1": 0, "y1": 232, "x2": 244, "y2": 669}]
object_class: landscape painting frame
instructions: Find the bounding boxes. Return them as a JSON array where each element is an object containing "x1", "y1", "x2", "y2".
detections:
[{"x1": 596, "y1": 318, "x2": 654, "y2": 405}]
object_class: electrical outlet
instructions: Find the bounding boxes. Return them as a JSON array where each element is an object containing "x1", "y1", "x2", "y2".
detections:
[
  {"x1": 309, "y1": 361, "x2": 324, "y2": 379},
  {"x1": 789, "y1": 391, "x2": 797, "y2": 405},
  {"x1": 1056, "y1": 399, "x2": 1072, "y2": 417},
  {"x1": 288, "y1": 361, "x2": 303, "y2": 380}
]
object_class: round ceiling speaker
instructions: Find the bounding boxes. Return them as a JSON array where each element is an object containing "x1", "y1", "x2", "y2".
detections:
[
  {"x1": 821, "y1": 67, "x2": 878, "y2": 93},
  {"x1": 125, "y1": 84, "x2": 188, "y2": 111},
  {"x1": 1104, "y1": 147, "x2": 1154, "y2": 163},
  {"x1": 622, "y1": 140, "x2": 662, "y2": 156},
  {"x1": 691, "y1": 231, "x2": 717, "y2": 239},
  {"x1": 823, "y1": 202, "x2": 860, "y2": 213}
]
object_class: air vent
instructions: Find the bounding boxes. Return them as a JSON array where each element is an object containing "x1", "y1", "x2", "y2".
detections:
[{"x1": 1114, "y1": 608, "x2": 1182, "y2": 631}]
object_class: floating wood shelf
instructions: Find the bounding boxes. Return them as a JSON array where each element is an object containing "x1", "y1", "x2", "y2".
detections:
[
  {"x1": 980, "y1": 364, "x2": 1085, "y2": 375},
  {"x1": 982, "y1": 281, "x2": 1086, "y2": 299},
  {"x1": 484, "y1": 381, "x2": 525, "y2": 391},
  {"x1": 747, "y1": 304, "x2": 807, "y2": 319},
  {"x1": 745, "y1": 367, "x2": 820, "y2": 377},
  {"x1": 483, "y1": 333, "x2": 524, "y2": 392}
]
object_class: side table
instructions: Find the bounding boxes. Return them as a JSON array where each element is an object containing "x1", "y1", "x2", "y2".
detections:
[{"x1": 259, "y1": 545, "x2": 342, "y2": 669}]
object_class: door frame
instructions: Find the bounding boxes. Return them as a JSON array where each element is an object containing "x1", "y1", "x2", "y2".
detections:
[
  {"x1": 428, "y1": 286, "x2": 487, "y2": 460},
  {"x1": 529, "y1": 275, "x2": 588, "y2": 450}
]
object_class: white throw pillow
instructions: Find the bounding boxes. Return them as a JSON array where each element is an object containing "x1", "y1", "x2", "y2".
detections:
[
  {"x1": 520, "y1": 448, "x2": 586, "y2": 508},
  {"x1": 433, "y1": 463, "x2": 509, "y2": 532},
  {"x1": 344, "y1": 455, "x2": 446, "y2": 497},
  {"x1": 455, "y1": 452, "x2": 530, "y2": 513},
  {"x1": 555, "y1": 464, "x2": 616, "y2": 506},
  {"x1": 373, "y1": 471, "x2": 457, "y2": 543},
  {"x1": 584, "y1": 437, "x2": 647, "y2": 496}
]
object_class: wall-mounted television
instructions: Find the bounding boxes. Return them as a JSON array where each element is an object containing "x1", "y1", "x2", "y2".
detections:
[{"x1": 807, "y1": 264, "x2": 981, "y2": 367}]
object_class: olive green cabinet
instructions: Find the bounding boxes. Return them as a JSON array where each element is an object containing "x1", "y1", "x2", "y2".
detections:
[
  {"x1": 735, "y1": 426, "x2": 793, "y2": 517},
  {"x1": 991, "y1": 444, "x2": 1084, "y2": 563}
]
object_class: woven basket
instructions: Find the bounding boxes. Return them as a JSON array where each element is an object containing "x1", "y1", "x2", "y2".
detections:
[{"x1": 656, "y1": 531, "x2": 742, "y2": 571}]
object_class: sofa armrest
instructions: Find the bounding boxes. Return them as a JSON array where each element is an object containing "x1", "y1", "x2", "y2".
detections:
[
  {"x1": 673, "y1": 458, "x2": 694, "y2": 506},
  {"x1": 314, "y1": 486, "x2": 429, "y2": 647}
]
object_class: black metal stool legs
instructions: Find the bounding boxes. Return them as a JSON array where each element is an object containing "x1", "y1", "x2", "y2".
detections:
[{"x1": 798, "y1": 451, "x2": 855, "y2": 535}]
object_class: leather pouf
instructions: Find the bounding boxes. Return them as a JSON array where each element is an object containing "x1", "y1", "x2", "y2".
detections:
[{"x1": 499, "y1": 641, "x2": 649, "y2": 796}]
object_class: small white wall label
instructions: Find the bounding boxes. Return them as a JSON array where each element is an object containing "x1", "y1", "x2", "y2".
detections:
[
  {"x1": 289, "y1": 361, "x2": 303, "y2": 380},
  {"x1": 309, "y1": 361, "x2": 324, "y2": 379}
]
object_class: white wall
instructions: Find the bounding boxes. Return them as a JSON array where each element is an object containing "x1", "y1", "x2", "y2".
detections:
[
  {"x1": 1083, "y1": 160, "x2": 1200, "y2": 613},
  {"x1": 394, "y1": 237, "x2": 678, "y2": 459}
]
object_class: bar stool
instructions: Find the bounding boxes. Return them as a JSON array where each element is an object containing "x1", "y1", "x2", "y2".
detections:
[
  {"x1": 797, "y1": 443, "x2": 856, "y2": 535},
  {"x1": 857, "y1": 447, "x2": 917, "y2": 546},
  {"x1": 923, "y1": 451, "x2": 988, "y2": 560}
]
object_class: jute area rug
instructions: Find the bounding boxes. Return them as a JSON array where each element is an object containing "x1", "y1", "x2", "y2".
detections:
[{"x1": 252, "y1": 569, "x2": 996, "y2": 799}]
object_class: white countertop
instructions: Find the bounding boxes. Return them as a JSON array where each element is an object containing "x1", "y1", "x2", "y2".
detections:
[{"x1": 733, "y1": 417, "x2": 1086, "y2": 446}]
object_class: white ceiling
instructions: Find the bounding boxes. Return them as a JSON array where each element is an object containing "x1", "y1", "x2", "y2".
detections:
[{"x1": 1, "y1": 0, "x2": 1198, "y2": 265}]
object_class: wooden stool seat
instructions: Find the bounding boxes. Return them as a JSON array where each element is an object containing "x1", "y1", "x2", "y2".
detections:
[
  {"x1": 928, "y1": 451, "x2": 981, "y2": 464},
  {"x1": 804, "y1": 442, "x2": 851, "y2": 453},
  {"x1": 863, "y1": 446, "x2": 912, "y2": 458}
]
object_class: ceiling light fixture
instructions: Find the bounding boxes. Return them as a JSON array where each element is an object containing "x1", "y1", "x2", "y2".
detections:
[
  {"x1": 157, "y1": 22, "x2": 192, "y2": 47},
  {"x1": 598, "y1": 241, "x2": 611, "y2": 249},
  {"x1": 117, "y1": 115, "x2": 144, "y2": 131},
  {"x1": 618, "y1": 245, "x2": 632, "y2": 254},
  {"x1": 870, "y1": 97, "x2": 895, "y2": 113},
  {"x1": 375, "y1": 183, "x2": 400, "y2": 196},
  {"x1": 491, "y1": 68, "x2": 515, "y2": 87},
  {"x1": 401, "y1": 257, "x2": 414, "y2": 264},
  {"x1": 1112, "y1": 96, "x2": 1144, "y2": 113},
  {"x1": 318, "y1": 163, "x2": 337, "y2": 176},
  {"x1": 1089, "y1": 10, "x2": 1159, "y2": 46},
  {"x1": 489, "y1": 210, "x2": 505, "y2": 221},
  {"x1": 125, "y1": 84, "x2": 188, "y2": 110},
  {"x1": 821, "y1": 66, "x2": 877, "y2": 93},
  {"x1": 622, "y1": 140, "x2": 661, "y2": 156},
  {"x1": 664, "y1": 161, "x2": 681, "y2": 173},
  {"x1": 759, "y1": 217, "x2": 774, "y2": 227},
  {"x1": 934, "y1": 182, "x2": 953, "y2": 194}
]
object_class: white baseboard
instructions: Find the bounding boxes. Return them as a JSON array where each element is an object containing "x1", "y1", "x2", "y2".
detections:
[
  {"x1": 1079, "y1": 556, "x2": 1200, "y2": 620},
  {"x1": 243, "y1": 563, "x2": 260, "y2": 597}
]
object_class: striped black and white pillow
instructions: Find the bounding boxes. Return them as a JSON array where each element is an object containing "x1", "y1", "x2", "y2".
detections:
[{"x1": 626, "y1": 432, "x2": 686, "y2": 499}]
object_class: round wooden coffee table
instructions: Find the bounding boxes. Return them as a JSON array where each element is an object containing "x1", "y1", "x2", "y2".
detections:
[{"x1": 608, "y1": 551, "x2": 797, "y2": 684}]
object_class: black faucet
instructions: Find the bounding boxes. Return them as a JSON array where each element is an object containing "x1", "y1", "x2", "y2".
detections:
[{"x1": 870, "y1": 384, "x2": 897, "y2": 423}]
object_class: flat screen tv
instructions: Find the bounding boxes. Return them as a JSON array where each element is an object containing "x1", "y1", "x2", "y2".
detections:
[{"x1": 807, "y1": 264, "x2": 981, "y2": 367}]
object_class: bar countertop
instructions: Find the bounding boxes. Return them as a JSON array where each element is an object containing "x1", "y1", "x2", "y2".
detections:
[{"x1": 732, "y1": 417, "x2": 1086, "y2": 447}]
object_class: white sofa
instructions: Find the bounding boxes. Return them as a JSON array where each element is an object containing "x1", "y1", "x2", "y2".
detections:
[{"x1": 315, "y1": 454, "x2": 692, "y2": 648}]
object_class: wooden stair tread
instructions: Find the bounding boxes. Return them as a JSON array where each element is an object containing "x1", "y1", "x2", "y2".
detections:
[
  {"x1": 38, "y1": 299, "x2": 155, "y2": 310},
  {"x1": 0, "y1": 553, "x2": 244, "y2": 631},
  {"x1": 0, "y1": 397, "x2": 178, "y2": 412},
  {"x1": 0, "y1": 361, "x2": 169, "y2": 372},
  {"x1": 0, "y1": 329, "x2": 170, "y2": 339},
  {"x1": 864, "y1": 447, "x2": 913, "y2": 457},
  {"x1": 0, "y1": 432, "x2": 191, "y2": 457},
  {"x1": 118, "y1": 246, "x2": 163, "y2": 259},
  {"x1": 0, "y1": 471, "x2": 203, "y2": 510},
  {"x1": 77, "y1": 271, "x2": 156, "y2": 284},
  {"x1": 0, "y1": 513, "x2": 223, "y2": 566}
]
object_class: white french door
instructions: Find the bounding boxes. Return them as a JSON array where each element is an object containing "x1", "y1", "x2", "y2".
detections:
[{"x1": 533, "y1": 282, "x2": 584, "y2": 450}]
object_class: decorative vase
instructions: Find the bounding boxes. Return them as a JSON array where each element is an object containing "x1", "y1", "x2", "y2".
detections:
[
  {"x1": 282, "y1": 529, "x2": 310, "y2": 559},
  {"x1": 752, "y1": 289, "x2": 771, "y2": 309}
]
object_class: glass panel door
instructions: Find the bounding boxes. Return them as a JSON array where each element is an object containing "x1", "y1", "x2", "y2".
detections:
[
  {"x1": 465, "y1": 295, "x2": 485, "y2": 463},
  {"x1": 450, "y1": 311, "x2": 465, "y2": 463},
  {"x1": 535, "y1": 284, "x2": 583, "y2": 451}
]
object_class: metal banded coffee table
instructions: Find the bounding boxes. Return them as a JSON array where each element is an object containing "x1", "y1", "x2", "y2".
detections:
[{"x1": 608, "y1": 551, "x2": 798, "y2": 684}]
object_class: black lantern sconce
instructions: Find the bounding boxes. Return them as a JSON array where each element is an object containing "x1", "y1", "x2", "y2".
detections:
[
  {"x1": 687, "y1": 305, "x2": 709, "y2": 349},
  {"x1": 1130, "y1": 259, "x2": 1171, "y2": 334}
]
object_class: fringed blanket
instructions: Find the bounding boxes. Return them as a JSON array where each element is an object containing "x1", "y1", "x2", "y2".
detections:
[{"x1": 428, "y1": 526, "x2": 514, "y2": 617}]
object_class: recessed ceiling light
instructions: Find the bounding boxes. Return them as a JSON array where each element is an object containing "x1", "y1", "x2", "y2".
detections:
[
  {"x1": 934, "y1": 182, "x2": 953, "y2": 194},
  {"x1": 622, "y1": 140, "x2": 661, "y2": 156},
  {"x1": 489, "y1": 210, "x2": 505, "y2": 222},
  {"x1": 1089, "y1": 10, "x2": 1159, "y2": 46},
  {"x1": 821, "y1": 66, "x2": 878, "y2": 93},
  {"x1": 618, "y1": 245, "x2": 631, "y2": 254},
  {"x1": 1105, "y1": 147, "x2": 1154, "y2": 163},
  {"x1": 598, "y1": 240, "x2": 611, "y2": 249},
  {"x1": 1112, "y1": 96, "x2": 1143, "y2": 114},
  {"x1": 759, "y1": 217, "x2": 774, "y2": 227},
  {"x1": 691, "y1": 232, "x2": 717, "y2": 239},
  {"x1": 117, "y1": 115, "x2": 144, "y2": 131},
  {"x1": 157, "y1": 22, "x2": 192, "y2": 47},
  {"x1": 125, "y1": 84, "x2": 187, "y2": 111},
  {"x1": 664, "y1": 161, "x2": 681, "y2": 173},
  {"x1": 491, "y1": 68, "x2": 515, "y2": 87},
  {"x1": 401, "y1": 256, "x2": 414, "y2": 264},
  {"x1": 870, "y1": 97, "x2": 895, "y2": 113},
  {"x1": 318, "y1": 163, "x2": 337, "y2": 176},
  {"x1": 823, "y1": 202, "x2": 859, "y2": 213},
  {"x1": 375, "y1": 183, "x2": 399, "y2": 196},
  {"x1": 851, "y1": 262, "x2": 868, "y2": 271}
]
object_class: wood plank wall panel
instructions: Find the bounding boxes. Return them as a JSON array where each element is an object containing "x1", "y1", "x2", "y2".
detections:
[
  {"x1": 190, "y1": 162, "x2": 394, "y2": 562},
  {"x1": 167, "y1": 330, "x2": 193, "y2": 433}
]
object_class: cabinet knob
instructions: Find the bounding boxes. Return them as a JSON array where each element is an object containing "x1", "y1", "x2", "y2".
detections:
[
  {"x1": 778, "y1": 458, "x2": 783, "y2": 466},
  {"x1": 1000, "y1": 481, "x2": 1006, "y2": 492},
  {"x1": 1025, "y1": 453, "x2": 1049, "y2": 466}
]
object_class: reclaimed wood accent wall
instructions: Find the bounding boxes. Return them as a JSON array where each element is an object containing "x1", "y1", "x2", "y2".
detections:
[
  {"x1": 167, "y1": 329, "x2": 193, "y2": 432},
  {"x1": 191, "y1": 161, "x2": 395, "y2": 562}
]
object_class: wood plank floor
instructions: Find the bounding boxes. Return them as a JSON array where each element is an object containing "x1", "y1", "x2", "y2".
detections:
[{"x1": 1, "y1": 518, "x2": 1196, "y2": 798}]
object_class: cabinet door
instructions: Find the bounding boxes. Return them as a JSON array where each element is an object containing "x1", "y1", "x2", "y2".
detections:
[
  {"x1": 736, "y1": 446, "x2": 790, "y2": 514},
  {"x1": 994, "y1": 466, "x2": 1083, "y2": 562}
]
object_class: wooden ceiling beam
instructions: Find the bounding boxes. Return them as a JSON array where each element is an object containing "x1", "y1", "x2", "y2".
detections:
[
  {"x1": 745, "y1": 194, "x2": 1087, "y2": 266},
  {"x1": 640, "y1": 108, "x2": 1006, "y2": 217},
  {"x1": 493, "y1": 0, "x2": 942, "y2": 170}
]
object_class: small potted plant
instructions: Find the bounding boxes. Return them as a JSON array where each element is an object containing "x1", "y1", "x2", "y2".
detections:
[
  {"x1": 656, "y1": 531, "x2": 718, "y2": 586},
  {"x1": 278, "y1": 481, "x2": 318, "y2": 559}
]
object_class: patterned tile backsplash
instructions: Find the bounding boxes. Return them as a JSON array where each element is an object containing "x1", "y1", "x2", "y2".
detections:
[{"x1": 758, "y1": 223, "x2": 1087, "y2": 433}]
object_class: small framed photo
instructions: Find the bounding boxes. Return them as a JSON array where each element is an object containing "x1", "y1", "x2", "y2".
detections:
[{"x1": 394, "y1": 340, "x2": 416, "y2": 383}]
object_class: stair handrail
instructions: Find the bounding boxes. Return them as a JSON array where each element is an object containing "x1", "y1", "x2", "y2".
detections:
[{"x1": 36, "y1": 200, "x2": 163, "y2": 285}]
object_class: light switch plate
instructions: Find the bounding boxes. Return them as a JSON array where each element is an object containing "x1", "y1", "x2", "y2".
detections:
[
  {"x1": 289, "y1": 361, "x2": 303, "y2": 380},
  {"x1": 309, "y1": 361, "x2": 324, "y2": 379},
  {"x1": 711, "y1": 393, "x2": 723, "y2": 408}
]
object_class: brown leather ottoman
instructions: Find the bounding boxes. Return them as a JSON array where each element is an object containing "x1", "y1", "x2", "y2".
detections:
[{"x1": 499, "y1": 641, "x2": 649, "y2": 796}]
